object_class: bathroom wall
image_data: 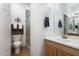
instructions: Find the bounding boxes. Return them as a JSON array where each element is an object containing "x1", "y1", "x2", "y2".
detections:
[
  {"x1": 0, "y1": 4, "x2": 11, "y2": 55},
  {"x1": 10, "y1": 3, "x2": 30, "y2": 46},
  {"x1": 44, "y1": 4, "x2": 55, "y2": 37},
  {"x1": 30, "y1": 3, "x2": 68, "y2": 56},
  {"x1": 44, "y1": 3, "x2": 68, "y2": 37},
  {"x1": 31, "y1": 3, "x2": 48, "y2": 56}
]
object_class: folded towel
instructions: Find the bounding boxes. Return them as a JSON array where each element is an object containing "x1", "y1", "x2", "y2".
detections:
[
  {"x1": 13, "y1": 24, "x2": 17, "y2": 29},
  {"x1": 19, "y1": 24, "x2": 22, "y2": 29}
]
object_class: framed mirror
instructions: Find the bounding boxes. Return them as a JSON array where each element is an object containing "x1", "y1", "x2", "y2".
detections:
[
  {"x1": 67, "y1": 15, "x2": 79, "y2": 35},
  {"x1": 64, "y1": 14, "x2": 79, "y2": 36}
]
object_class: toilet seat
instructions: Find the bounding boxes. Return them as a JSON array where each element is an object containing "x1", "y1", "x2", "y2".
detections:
[{"x1": 13, "y1": 41, "x2": 21, "y2": 45}]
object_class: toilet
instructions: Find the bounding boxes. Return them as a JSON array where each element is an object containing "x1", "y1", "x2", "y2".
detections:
[{"x1": 12, "y1": 35, "x2": 22, "y2": 54}]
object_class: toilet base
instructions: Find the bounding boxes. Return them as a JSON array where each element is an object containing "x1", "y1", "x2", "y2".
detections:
[{"x1": 15, "y1": 48, "x2": 20, "y2": 54}]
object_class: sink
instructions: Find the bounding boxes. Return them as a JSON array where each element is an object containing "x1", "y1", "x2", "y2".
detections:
[{"x1": 58, "y1": 37, "x2": 79, "y2": 44}]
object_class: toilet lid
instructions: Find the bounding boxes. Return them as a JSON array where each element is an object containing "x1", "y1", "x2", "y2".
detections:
[{"x1": 13, "y1": 41, "x2": 21, "y2": 45}]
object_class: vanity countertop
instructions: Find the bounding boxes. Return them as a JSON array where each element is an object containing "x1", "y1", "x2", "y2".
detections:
[{"x1": 45, "y1": 36, "x2": 79, "y2": 50}]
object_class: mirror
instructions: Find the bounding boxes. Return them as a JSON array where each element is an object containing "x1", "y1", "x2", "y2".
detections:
[
  {"x1": 64, "y1": 14, "x2": 79, "y2": 36},
  {"x1": 68, "y1": 15, "x2": 79, "y2": 35}
]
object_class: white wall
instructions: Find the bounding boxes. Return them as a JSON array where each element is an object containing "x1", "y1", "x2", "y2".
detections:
[
  {"x1": 0, "y1": 4, "x2": 11, "y2": 56},
  {"x1": 31, "y1": 3, "x2": 48, "y2": 56},
  {"x1": 44, "y1": 3, "x2": 67, "y2": 37},
  {"x1": 10, "y1": 3, "x2": 30, "y2": 46},
  {"x1": 44, "y1": 4, "x2": 55, "y2": 37},
  {"x1": 54, "y1": 3, "x2": 68, "y2": 36}
]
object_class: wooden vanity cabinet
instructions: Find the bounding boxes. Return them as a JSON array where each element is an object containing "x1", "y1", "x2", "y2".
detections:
[
  {"x1": 57, "y1": 49, "x2": 73, "y2": 56},
  {"x1": 44, "y1": 39, "x2": 79, "y2": 56},
  {"x1": 45, "y1": 42, "x2": 56, "y2": 56}
]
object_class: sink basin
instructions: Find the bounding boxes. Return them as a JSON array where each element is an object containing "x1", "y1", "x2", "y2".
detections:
[{"x1": 58, "y1": 37, "x2": 79, "y2": 44}]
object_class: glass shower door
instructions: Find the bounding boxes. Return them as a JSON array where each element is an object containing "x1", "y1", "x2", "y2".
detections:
[{"x1": 26, "y1": 10, "x2": 30, "y2": 49}]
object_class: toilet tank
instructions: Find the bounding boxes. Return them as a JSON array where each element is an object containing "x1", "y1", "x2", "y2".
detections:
[{"x1": 12, "y1": 35, "x2": 22, "y2": 41}]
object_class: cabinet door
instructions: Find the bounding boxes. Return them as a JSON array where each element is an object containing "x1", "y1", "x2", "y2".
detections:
[
  {"x1": 45, "y1": 43, "x2": 56, "y2": 56},
  {"x1": 57, "y1": 49, "x2": 73, "y2": 56}
]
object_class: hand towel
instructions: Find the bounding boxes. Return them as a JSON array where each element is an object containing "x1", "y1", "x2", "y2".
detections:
[{"x1": 44, "y1": 17, "x2": 49, "y2": 27}]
